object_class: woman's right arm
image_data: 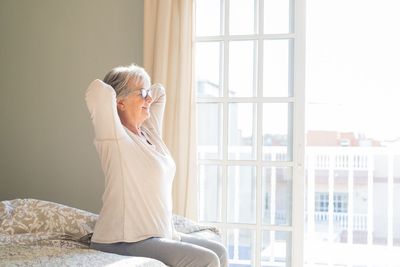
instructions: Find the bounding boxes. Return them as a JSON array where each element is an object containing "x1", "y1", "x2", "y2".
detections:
[{"x1": 85, "y1": 79, "x2": 127, "y2": 140}]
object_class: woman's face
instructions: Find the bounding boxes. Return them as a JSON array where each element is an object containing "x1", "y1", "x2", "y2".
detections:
[{"x1": 117, "y1": 78, "x2": 153, "y2": 124}]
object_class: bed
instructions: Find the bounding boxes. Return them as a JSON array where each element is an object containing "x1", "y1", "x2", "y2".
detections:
[{"x1": 0, "y1": 198, "x2": 220, "y2": 267}]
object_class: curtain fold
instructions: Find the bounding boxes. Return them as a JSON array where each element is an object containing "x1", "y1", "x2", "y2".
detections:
[{"x1": 144, "y1": 0, "x2": 197, "y2": 220}]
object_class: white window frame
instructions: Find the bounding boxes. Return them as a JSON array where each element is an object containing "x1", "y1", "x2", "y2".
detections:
[{"x1": 194, "y1": 0, "x2": 305, "y2": 266}]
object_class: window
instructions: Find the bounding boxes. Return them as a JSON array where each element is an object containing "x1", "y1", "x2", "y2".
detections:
[
  {"x1": 195, "y1": 0, "x2": 305, "y2": 266},
  {"x1": 314, "y1": 192, "x2": 348, "y2": 213},
  {"x1": 333, "y1": 193, "x2": 348, "y2": 213},
  {"x1": 314, "y1": 193, "x2": 328, "y2": 212}
]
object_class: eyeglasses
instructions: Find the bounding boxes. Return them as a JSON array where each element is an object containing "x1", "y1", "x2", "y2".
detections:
[{"x1": 133, "y1": 88, "x2": 152, "y2": 99}]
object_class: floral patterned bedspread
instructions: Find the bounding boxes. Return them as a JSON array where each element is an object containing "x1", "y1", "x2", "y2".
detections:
[{"x1": 0, "y1": 198, "x2": 219, "y2": 267}]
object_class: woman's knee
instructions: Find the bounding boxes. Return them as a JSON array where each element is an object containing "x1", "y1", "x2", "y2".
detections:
[
  {"x1": 212, "y1": 242, "x2": 228, "y2": 267},
  {"x1": 177, "y1": 247, "x2": 220, "y2": 267},
  {"x1": 181, "y1": 234, "x2": 227, "y2": 267},
  {"x1": 198, "y1": 240, "x2": 227, "y2": 267},
  {"x1": 201, "y1": 250, "x2": 220, "y2": 267}
]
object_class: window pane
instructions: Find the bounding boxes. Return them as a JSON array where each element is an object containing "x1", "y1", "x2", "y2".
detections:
[
  {"x1": 228, "y1": 166, "x2": 256, "y2": 224},
  {"x1": 227, "y1": 228, "x2": 255, "y2": 267},
  {"x1": 229, "y1": 103, "x2": 256, "y2": 160},
  {"x1": 263, "y1": 40, "x2": 292, "y2": 97},
  {"x1": 197, "y1": 103, "x2": 222, "y2": 159},
  {"x1": 264, "y1": 0, "x2": 292, "y2": 34},
  {"x1": 195, "y1": 0, "x2": 221, "y2": 36},
  {"x1": 261, "y1": 231, "x2": 292, "y2": 266},
  {"x1": 229, "y1": 41, "x2": 255, "y2": 97},
  {"x1": 262, "y1": 103, "x2": 292, "y2": 161},
  {"x1": 262, "y1": 167, "x2": 292, "y2": 225},
  {"x1": 196, "y1": 42, "x2": 222, "y2": 97},
  {"x1": 198, "y1": 165, "x2": 222, "y2": 222},
  {"x1": 229, "y1": 0, "x2": 255, "y2": 35}
]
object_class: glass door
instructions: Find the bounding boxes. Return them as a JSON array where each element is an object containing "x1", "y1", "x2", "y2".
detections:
[{"x1": 195, "y1": 0, "x2": 305, "y2": 266}]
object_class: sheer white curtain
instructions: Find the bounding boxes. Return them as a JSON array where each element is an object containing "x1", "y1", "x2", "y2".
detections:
[{"x1": 144, "y1": 0, "x2": 197, "y2": 220}]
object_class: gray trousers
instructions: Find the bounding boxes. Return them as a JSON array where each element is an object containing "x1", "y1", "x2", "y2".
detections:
[{"x1": 90, "y1": 233, "x2": 228, "y2": 267}]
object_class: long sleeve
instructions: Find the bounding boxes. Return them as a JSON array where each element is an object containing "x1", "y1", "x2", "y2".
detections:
[
  {"x1": 143, "y1": 83, "x2": 166, "y2": 136},
  {"x1": 85, "y1": 79, "x2": 128, "y2": 140}
]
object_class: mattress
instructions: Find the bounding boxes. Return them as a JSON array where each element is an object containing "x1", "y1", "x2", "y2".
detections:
[{"x1": 0, "y1": 243, "x2": 166, "y2": 267}]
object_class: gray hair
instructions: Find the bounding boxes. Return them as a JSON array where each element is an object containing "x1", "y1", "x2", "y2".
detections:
[{"x1": 103, "y1": 63, "x2": 151, "y2": 99}]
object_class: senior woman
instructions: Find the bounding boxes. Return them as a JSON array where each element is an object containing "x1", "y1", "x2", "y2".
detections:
[{"x1": 85, "y1": 64, "x2": 227, "y2": 267}]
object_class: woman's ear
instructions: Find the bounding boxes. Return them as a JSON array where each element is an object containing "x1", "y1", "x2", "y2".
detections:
[{"x1": 117, "y1": 99, "x2": 125, "y2": 111}]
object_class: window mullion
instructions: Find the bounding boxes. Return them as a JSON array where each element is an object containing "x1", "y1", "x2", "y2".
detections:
[
  {"x1": 291, "y1": 0, "x2": 306, "y2": 264},
  {"x1": 255, "y1": 0, "x2": 264, "y2": 264},
  {"x1": 197, "y1": 97, "x2": 295, "y2": 103},
  {"x1": 195, "y1": 34, "x2": 296, "y2": 42},
  {"x1": 221, "y1": 0, "x2": 230, "y2": 248}
]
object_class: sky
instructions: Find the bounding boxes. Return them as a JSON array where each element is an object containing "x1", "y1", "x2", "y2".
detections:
[{"x1": 306, "y1": 0, "x2": 400, "y2": 141}]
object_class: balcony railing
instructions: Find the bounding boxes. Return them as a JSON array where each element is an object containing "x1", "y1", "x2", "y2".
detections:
[{"x1": 312, "y1": 211, "x2": 368, "y2": 231}]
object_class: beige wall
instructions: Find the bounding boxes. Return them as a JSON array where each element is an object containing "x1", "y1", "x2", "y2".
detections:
[{"x1": 0, "y1": 0, "x2": 143, "y2": 213}]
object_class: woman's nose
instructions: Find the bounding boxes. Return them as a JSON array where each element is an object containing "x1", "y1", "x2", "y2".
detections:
[{"x1": 145, "y1": 95, "x2": 153, "y2": 104}]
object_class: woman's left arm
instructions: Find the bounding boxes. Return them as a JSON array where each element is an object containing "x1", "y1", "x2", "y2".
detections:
[{"x1": 143, "y1": 83, "x2": 166, "y2": 136}]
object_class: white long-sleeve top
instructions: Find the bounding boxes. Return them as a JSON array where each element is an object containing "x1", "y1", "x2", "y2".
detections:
[{"x1": 85, "y1": 79, "x2": 176, "y2": 243}]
